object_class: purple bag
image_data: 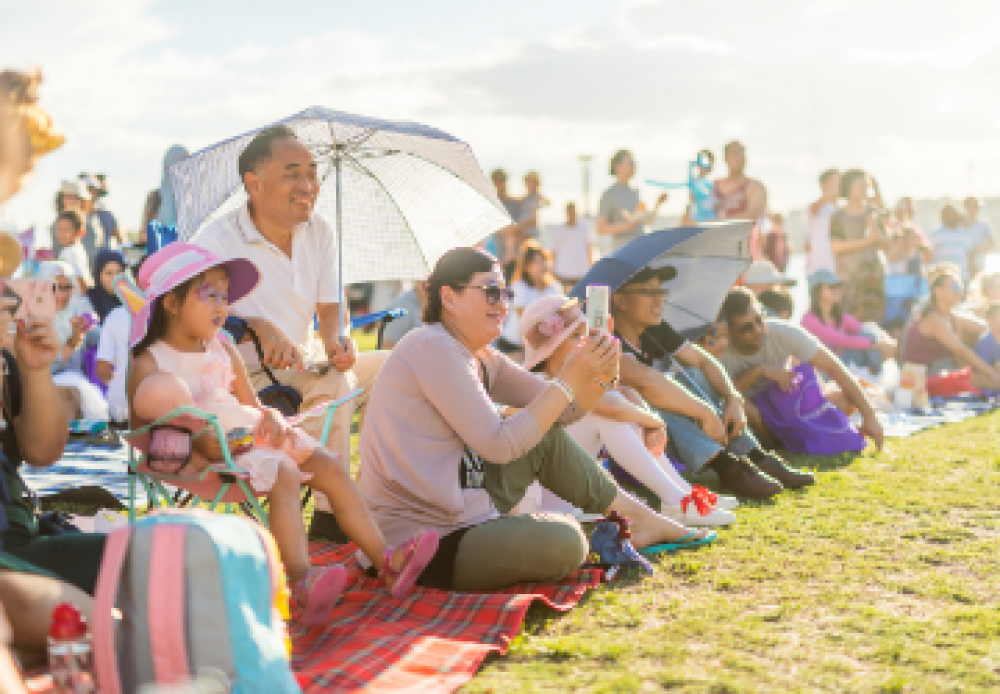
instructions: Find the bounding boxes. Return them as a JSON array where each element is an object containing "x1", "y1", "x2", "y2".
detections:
[{"x1": 752, "y1": 363, "x2": 866, "y2": 455}]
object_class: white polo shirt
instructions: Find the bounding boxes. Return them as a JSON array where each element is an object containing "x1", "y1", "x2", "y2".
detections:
[{"x1": 193, "y1": 204, "x2": 341, "y2": 349}]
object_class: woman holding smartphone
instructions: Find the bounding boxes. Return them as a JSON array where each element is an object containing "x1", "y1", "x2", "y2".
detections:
[{"x1": 358, "y1": 248, "x2": 712, "y2": 592}]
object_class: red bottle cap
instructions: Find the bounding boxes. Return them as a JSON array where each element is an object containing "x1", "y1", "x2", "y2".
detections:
[{"x1": 49, "y1": 602, "x2": 87, "y2": 640}]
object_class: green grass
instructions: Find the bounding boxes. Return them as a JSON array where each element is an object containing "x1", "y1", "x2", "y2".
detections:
[{"x1": 464, "y1": 412, "x2": 1000, "y2": 692}]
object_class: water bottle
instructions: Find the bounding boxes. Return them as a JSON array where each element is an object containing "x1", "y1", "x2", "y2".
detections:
[{"x1": 48, "y1": 602, "x2": 94, "y2": 694}]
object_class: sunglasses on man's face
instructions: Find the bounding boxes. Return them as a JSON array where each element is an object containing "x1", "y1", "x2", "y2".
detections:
[
  {"x1": 460, "y1": 283, "x2": 515, "y2": 306},
  {"x1": 735, "y1": 315, "x2": 764, "y2": 336}
]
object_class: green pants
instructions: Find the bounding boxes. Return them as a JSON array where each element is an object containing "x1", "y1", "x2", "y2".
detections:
[{"x1": 451, "y1": 426, "x2": 619, "y2": 592}]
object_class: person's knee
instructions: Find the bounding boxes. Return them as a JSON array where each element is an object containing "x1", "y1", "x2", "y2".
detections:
[
  {"x1": 304, "y1": 447, "x2": 351, "y2": 482},
  {"x1": 133, "y1": 373, "x2": 194, "y2": 421},
  {"x1": 536, "y1": 518, "x2": 589, "y2": 577}
]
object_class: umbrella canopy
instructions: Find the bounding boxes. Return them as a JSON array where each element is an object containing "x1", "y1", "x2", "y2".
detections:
[
  {"x1": 569, "y1": 221, "x2": 754, "y2": 339},
  {"x1": 171, "y1": 106, "x2": 511, "y2": 289}
]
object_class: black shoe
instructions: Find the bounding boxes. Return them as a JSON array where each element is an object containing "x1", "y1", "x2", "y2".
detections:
[
  {"x1": 748, "y1": 449, "x2": 815, "y2": 489},
  {"x1": 709, "y1": 452, "x2": 783, "y2": 499},
  {"x1": 308, "y1": 509, "x2": 350, "y2": 543}
]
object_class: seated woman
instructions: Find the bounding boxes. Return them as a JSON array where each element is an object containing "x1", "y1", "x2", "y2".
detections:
[
  {"x1": 80, "y1": 249, "x2": 124, "y2": 323},
  {"x1": 518, "y1": 295, "x2": 736, "y2": 527},
  {"x1": 498, "y1": 240, "x2": 563, "y2": 355},
  {"x1": 964, "y1": 269, "x2": 1000, "y2": 319},
  {"x1": 358, "y1": 248, "x2": 714, "y2": 592},
  {"x1": 801, "y1": 269, "x2": 896, "y2": 374},
  {"x1": 901, "y1": 265, "x2": 1000, "y2": 390},
  {"x1": 35, "y1": 261, "x2": 107, "y2": 421}
]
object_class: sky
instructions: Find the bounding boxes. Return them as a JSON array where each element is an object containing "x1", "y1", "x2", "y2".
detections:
[{"x1": 3, "y1": 0, "x2": 1000, "y2": 236}]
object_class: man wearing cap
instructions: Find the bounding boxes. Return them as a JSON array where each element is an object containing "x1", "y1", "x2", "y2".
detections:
[
  {"x1": 611, "y1": 267, "x2": 813, "y2": 499},
  {"x1": 717, "y1": 287, "x2": 884, "y2": 449},
  {"x1": 78, "y1": 173, "x2": 121, "y2": 258},
  {"x1": 193, "y1": 124, "x2": 389, "y2": 540}
]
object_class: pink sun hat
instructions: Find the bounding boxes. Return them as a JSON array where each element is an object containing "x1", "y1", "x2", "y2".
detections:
[
  {"x1": 122, "y1": 242, "x2": 260, "y2": 348},
  {"x1": 520, "y1": 295, "x2": 586, "y2": 371}
]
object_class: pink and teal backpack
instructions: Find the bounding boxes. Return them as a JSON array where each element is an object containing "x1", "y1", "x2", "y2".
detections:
[{"x1": 91, "y1": 509, "x2": 301, "y2": 693}]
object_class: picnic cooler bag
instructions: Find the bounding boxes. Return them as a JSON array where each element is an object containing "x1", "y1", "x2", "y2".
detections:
[
  {"x1": 91, "y1": 509, "x2": 301, "y2": 693},
  {"x1": 752, "y1": 363, "x2": 867, "y2": 455}
]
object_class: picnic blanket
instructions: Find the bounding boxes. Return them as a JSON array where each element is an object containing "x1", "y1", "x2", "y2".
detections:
[
  {"x1": 25, "y1": 540, "x2": 602, "y2": 693},
  {"x1": 20, "y1": 439, "x2": 147, "y2": 505},
  {"x1": 291, "y1": 541, "x2": 604, "y2": 692}
]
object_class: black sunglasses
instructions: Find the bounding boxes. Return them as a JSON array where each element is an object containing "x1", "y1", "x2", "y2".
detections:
[
  {"x1": 459, "y1": 283, "x2": 515, "y2": 305},
  {"x1": 735, "y1": 315, "x2": 764, "y2": 336}
]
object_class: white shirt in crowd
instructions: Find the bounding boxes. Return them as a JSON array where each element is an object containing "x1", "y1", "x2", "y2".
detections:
[
  {"x1": 59, "y1": 242, "x2": 94, "y2": 288},
  {"x1": 502, "y1": 280, "x2": 564, "y2": 346},
  {"x1": 193, "y1": 204, "x2": 341, "y2": 366},
  {"x1": 806, "y1": 201, "x2": 839, "y2": 275},
  {"x1": 548, "y1": 218, "x2": 594, "y2": 281},
  {"x1": 96, "y1": 306, "x2": 131, "y2": 422}
]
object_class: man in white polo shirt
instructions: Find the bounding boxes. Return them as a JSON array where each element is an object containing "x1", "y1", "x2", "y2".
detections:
[{"x1": 194, "y1": 125, "x2": 388, "y2": 539}]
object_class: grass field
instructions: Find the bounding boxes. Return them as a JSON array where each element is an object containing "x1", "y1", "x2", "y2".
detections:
[{"x1": 466, "y1": 412, "x2": 1000, "y2": 692}]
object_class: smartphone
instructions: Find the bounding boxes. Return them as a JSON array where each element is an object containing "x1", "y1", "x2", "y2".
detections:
[
  {"x1": 586, "y1": 285, "x2": 610, "y2": 333},
  {"x1": 0, "y1": 279, "x2": 58, "y2": 322}
]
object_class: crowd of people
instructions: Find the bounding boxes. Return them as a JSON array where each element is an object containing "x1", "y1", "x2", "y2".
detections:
[{"x1": 0, "y1": 65, "x2": 997, "y2": 686}]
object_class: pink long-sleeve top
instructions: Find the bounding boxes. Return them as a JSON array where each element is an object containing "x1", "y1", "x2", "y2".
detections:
[
  {"x1": 801, "y1": 311, "x2": 874, "y2": 354},
  {"x1": 357, "y1": 323, "x2": 584, "y2": 547}
]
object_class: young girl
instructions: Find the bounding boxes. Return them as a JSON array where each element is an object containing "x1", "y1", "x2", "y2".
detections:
[
  {"x1": 498, "y1": 240, "x2": 563, "y2": 353},
  {"x1": 516, "y1": 295, "x2": 737, "y2": 526},
  {"x1": 124, "y1": 243, "x2": 437, "y2": 624}
]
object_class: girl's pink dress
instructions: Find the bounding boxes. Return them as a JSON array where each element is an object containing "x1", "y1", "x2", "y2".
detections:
[{"x1": 147, "y1": 337, "x2": 319, "y2": 492}]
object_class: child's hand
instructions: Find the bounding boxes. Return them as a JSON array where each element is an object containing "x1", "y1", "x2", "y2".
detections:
[
  {"x1": 643, "y1": 427, "x2": 668, "y2": 458},
  {"x1": 256, "y1": 407, "x2": 290, "y2": 448}
]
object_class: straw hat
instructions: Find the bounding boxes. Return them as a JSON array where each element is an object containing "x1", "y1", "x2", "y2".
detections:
[
  {"x1": 0, "y1": 231, "x2": 23, "y2": 279},
  {"x1": 519, "y1": 295, "x2": 585, "y2": 371}
]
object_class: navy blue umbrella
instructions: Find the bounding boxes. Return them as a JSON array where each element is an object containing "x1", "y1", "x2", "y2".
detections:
[{"x1": 569, "y1": 220, "x2": 754, "y2": 340}]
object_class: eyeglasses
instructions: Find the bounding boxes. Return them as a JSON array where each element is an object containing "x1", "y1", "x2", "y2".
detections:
[
  {"x1": 459, "y1": 283, "x2": 515, "y2": 305},
  {"x1": 55, "y1": 283, "x2": 75, "y2": 293},
  {"x1": 619, "y1": 288, "x2": 669, "y2": 298},
  {"x1": 735, "y1": 315, "x2": 764, "y2": 336}
]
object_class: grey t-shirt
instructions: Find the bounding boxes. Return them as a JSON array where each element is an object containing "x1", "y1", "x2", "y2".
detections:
[
  {"x1": 598, "y1": 183, "x2": 643, "y2": 251},
  {"x1": 519, "y1": 192, "x2": 541, "y2": 238},
  {"x1": 718, "y1": 319, "x2": 820, "y2": 396},
  {"x1": 380, "y1": 290, "x2": 424, "y2": 347}
]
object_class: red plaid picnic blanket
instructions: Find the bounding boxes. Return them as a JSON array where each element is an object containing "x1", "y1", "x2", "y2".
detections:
[
  {"x1": 291, "y1": 541, "x2": 603, "y2": 692},
  {"x1": 25, "y1": 541, "x2": 602, "y2": 693}
]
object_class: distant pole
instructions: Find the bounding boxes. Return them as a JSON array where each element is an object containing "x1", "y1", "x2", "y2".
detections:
[{"x1": 579, "y1": 155, "x2": 593, "y2": 216}]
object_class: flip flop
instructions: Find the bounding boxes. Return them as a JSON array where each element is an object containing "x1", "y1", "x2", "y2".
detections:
[
  {"x1": 638, "y1": 530, "x2": 717, "y2": 555},
  {"x1": 382, "y1": 529, "x2": 439, "y2": 597}
]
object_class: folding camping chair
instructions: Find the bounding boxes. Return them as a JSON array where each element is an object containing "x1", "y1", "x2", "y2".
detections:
[
  {"x1": 121, "y1": 389, "x2": 362, "y2": 523},
  {"x1": 114, "y1": 276, "x2": 364, "y2": 523}
]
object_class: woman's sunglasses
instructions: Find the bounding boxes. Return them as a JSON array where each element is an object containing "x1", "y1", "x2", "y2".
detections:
[{"x1": 460, "y1": 283, "x2": 515, "y2": 305}]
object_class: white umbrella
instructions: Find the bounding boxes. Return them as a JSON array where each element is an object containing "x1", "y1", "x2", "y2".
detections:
[{"x1": 171, "y1": 106, "x2": 511, "y2": 335}]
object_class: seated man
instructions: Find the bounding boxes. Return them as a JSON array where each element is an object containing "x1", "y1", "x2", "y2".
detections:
[
  {"x1": 612, "y1": 268, "x2": 814, "y2": 498},
  {"x1": 194, "y1": 125, "x2": 389, "y2": 538},
  {"x1": 717, "y1": 288, "x2": 884, "y2": 449}
]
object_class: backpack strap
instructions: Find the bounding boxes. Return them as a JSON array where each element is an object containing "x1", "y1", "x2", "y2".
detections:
[
  {"x1": 92, "y1": 526, "x2": 131, "y2": 694},
  {"x1": 146, "y1": 523, "x2": 191, "y2": 685}
]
